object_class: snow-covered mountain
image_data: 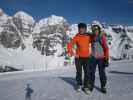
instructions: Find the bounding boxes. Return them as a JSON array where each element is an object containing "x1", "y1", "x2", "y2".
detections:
[
  {"x1": 0, "y1": 8, "x2": 133, "y2": 70},
  {"x1": 0, "y1": 8, "x2": 8, "y2": 33},
  {"x1": 0, "y1": 9, "x2": 69, "y2": 70},
  {"x1": 103, "y1": 25, "x2": 133, "y2": 59},
  {"x1": 32, "y1": 15, "x2": 69, "y2": 56},
  {"x1": 13, "y1": 11, "x2": 35, "y2": 38},
  {"x1": 0, "y1": 9, "x2": 35, "y2": 49}
]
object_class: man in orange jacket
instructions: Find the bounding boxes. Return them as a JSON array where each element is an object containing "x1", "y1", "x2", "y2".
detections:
[{"x1": 67, "y1": 23, "x2": 92, "y2": 94}]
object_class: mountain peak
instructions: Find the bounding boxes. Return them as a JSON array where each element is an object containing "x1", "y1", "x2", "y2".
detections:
[
  {"x1": 0, "y1": 8, "x2": 3, "y2": 15},
  {"x1": 0, "y1": 8, "x2": 7, "y2": 17},
  {"x1": 50, "y1": 14, "x2": 64, "y2": 20},
  {"x1": 38, "y1": 15, "x2": 67, "y2": 26},
  {"x1": 48, "y1": 15, "x2": 66, "y2": 24},
  {"x1": 14, "y1": 11, "x2": 30, "y2": 16},
  {"x1": 14, "y1": 11, "x2": 34, "y2": 22}
]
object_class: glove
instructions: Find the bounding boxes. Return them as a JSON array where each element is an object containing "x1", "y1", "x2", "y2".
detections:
[{"x1": 104, "y1": 58, "x2": 109, "y2": 67}]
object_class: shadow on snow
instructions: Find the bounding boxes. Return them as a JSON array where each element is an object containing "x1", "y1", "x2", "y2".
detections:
[
  {"x1": 59, "y1": 77, "x2": 103, "y2": 93},
  {"x1": 109, "y1": 70, "x2": 133, "y2": 75}
]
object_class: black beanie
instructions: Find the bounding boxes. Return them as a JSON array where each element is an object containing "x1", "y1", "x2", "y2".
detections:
[{"x1": 78, "y1": 23, "x2": 87, "y2": 29}]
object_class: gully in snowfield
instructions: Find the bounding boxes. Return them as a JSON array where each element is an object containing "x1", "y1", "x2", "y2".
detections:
[
  {"x1": 67, "y1": 23, "x2": 92, "y2": 95},
  {"x1": 89, "y1": 21, "x2": 109, "y2": 93}
]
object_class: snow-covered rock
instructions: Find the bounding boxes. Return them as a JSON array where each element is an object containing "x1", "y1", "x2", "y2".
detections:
[
  {"x1": 0, "y1": 17, "x2": 22, "y2": 48},
  {"x1": 0, "y1": 10, "x2": 35, "y2": 49},
  {"x1": 13, "y1": 11, "x2": 35, "y2": 38},
  {"x1": 0, "y1": 8, "x2": 8, "y2": 33},
  {"x1": 68, "y1": 24, "x2": 78, "y2": 38},
  {"x1": 33, "y1": 15, "x2": 69, "y2": 56}
]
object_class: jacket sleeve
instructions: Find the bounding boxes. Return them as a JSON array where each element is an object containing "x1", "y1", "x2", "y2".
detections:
[
  {"x1": 67, "y1": 36, "x2": 77, "y2": 56},
  {"x1": 101, "y1": 34, "x2": 109, "y2": 59}
]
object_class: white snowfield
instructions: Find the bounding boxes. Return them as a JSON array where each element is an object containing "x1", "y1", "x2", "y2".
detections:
[
  {"x1": 0, "y1": 60, "x2": 133, "y2": 100},
  {"x1": 0, "y1": 36, "x2": 65, "y2": 71}
]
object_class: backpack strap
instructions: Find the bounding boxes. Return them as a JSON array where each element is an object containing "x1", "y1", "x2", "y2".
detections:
[
  {"x1": 97, "y1": 35, "x2": 102, "y2": 45},
  {"x1": 93, "y1": 33, "x2": 105, "y2": 49}
]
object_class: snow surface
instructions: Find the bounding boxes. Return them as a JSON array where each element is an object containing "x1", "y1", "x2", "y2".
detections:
[{"x1": 0, "y1": 61, "x2": 133, "y2": 100}]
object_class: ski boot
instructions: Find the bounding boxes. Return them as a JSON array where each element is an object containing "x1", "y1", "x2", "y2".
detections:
[
  {"x1": 76, "y1": 85, "x2": 82, "y2": 92},
  {"x1": 101, "y1": 81, "x2": 107, "y2": 94},
  {"x1": 101, "y1": 86, "x2": 107, "y2": 94},
  {"x1": 82, "y1": 87, "x2": 91, "y2": 95}
]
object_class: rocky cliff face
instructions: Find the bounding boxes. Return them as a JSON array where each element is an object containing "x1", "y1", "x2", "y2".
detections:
[
  {"x1": 32, "y1": 15, "x2": 69, "y2": 56},
  {"x1": 0, "y1": 9, "x2": 35, "y2": 49}
]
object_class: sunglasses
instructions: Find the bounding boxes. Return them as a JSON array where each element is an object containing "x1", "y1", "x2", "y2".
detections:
[{"x1": 92, "y1": 26, "x2": 99, "y2": 31}]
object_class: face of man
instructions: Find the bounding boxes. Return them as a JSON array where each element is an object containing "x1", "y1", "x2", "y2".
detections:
[{"x1": 78, "y1": 27, "x2": 86, "y2": 34}]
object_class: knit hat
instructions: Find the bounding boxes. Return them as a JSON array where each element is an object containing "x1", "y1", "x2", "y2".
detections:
[{"x1": 78, "y1": 23, "x2": 87, "y2": 29}]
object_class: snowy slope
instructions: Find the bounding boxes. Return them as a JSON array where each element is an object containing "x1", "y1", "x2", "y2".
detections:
[
  {"x1": 104, "y1": 25, "x2": 133, "y2": 59},
  {"x1": 0, "y1": 35, "x2": 64, "y2": 70}
]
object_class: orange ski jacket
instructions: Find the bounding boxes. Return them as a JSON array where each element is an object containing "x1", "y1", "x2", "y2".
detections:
[{"x1": 67, "y1": 33, "x2": 92, "y2": 58}]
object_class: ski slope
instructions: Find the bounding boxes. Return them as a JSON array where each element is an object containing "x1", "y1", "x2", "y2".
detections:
[{"x1": 0, "y1": 60, "x2": 133, "y2": 100}]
